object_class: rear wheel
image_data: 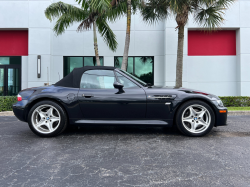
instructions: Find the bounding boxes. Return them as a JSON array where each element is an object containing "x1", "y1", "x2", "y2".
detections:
[
  {"x1": 175, "y1": 100, "x2": 215, "y2": 137},
  {"x1": 28, "y1": 100, "x2": 68, "y2": 137}
]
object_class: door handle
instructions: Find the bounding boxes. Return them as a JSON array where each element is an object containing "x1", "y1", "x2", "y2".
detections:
[{"x1": 83, "y1": 94, "x2": 93, "y2": 98}]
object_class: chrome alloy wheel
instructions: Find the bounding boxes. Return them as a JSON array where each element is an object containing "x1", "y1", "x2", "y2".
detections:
[
  {"x1": 181, "y1": 104, "x2": 211, "y2": 134},
  {"x1": 31, "y1": 104, "x2": 61, "y2": 134}
]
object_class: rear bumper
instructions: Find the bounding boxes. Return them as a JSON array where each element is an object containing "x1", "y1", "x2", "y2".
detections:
[{"x1": 215, "y1": 108, "x2": 228, "y2": 127}]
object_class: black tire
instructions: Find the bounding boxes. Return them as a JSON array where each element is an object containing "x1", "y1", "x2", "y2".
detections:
[
  {"x1": 27, "y1": 100, "x2": 68, "y2": 137},
  {"x1": 175, "y1": 100, "x2": 215, "y2": 137}
]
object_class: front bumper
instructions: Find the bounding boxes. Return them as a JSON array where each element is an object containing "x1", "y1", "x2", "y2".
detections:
[{"x1": 215, "y1": 107, "x2": 228, "y2": 127}]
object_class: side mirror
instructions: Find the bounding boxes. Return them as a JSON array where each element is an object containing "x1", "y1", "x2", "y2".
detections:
[{"x1": 113, "y1": 82, "x2": 124, "y2": 89}]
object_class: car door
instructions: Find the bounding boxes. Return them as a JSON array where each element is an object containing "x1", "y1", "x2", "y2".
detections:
[
  {"x1": 77, "y1": 69, "x2": 147, "y2": 120},
  {"x1": 145, "y1": 90, "x2": 176, "y2": 120}
]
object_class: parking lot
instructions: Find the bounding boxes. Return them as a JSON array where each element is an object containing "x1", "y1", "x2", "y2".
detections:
[{"x1": 0, "y1": 116, "x2": 250, "y2": 187}]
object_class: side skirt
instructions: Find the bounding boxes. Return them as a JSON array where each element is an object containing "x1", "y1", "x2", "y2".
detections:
[{"x1": 73, "y1": 119, "x2": 172, "y2": 126}]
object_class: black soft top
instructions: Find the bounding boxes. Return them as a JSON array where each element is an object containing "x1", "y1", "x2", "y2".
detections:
[{"x1": 55, "y1": 66, "x2": 116, "y2": 88}]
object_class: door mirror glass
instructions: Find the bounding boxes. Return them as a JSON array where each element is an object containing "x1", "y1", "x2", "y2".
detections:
[{"x1": 113, "y1": 82, "x2": 124, "y2": 89}]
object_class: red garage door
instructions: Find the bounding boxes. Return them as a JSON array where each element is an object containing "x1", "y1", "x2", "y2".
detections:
[
  {"x1": 0, "y1": 30, "x2": 28, "y2": 56},
  {"x1": 188, "y1": 30, "x2": 236, "y2": 56}
]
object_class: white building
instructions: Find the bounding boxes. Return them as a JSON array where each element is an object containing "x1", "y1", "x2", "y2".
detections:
[{"x1": 0, "y1": 0, "x2": 249, "y2": 96}]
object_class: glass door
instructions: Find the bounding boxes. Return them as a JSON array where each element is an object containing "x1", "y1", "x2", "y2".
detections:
[
  {"x1": 0, "y1": 65, "x2": 21, "y2": 96},
  {"x1": 7, "y1": 66, "x2": 20, "y2": 96},
  {"x1": 0, "y1": 68, "x2": 4, "y2": 96}
]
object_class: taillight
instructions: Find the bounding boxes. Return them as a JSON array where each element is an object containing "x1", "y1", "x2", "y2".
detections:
[{"x1": 17, "y1": 94, "x2": 22, "y2": 101}]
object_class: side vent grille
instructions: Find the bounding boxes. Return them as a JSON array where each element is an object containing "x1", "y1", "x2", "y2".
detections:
[{"x1": 148, "y1": 95, "x2": 176, "y2": 100}]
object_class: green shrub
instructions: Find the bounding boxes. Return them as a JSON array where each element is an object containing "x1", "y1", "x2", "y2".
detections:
[
  {"x1": 0, "y1": 96, "x2": 249, "y2": 112},
  {"x1": 0, "y1": 96, "x2": 17, "y2": 112},
  {"x1": 219, "y1": 96, "x2": 250, "y2": 107}
]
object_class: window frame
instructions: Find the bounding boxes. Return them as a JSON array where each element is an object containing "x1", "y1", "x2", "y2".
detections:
[
  {"x1": 79, "y1": 69, "x2": 144, "y2": 89},
  {"x1": 114, "y1": 56, "x2": 154, "y2": 85},
  {"x1": 63, "y1": 56, "x2": 104, "y2": 77}
]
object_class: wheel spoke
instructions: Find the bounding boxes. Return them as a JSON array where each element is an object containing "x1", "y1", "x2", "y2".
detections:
[
  {"x1": 46, "y1": 108, "x2": 53, "y2": 117},
  {"x1": 36, "y1": 109, "x2": 46, "y2": 119},
  {"x1": 197, "y1": 109, "x2": 206, "y2": 118},
  {"x1": 189, "y1": 107, "x2": 197, "y2": 117},
  {"x1": 190, "y1": 121, "x2": 197, "y2": 132},
  {"x1": 198, "y1": 119, "x2": 208, "y2": 127},
  {"x1": 183, "y1": 116, "x2": 193, "y2": 123},
  {"x1": 51, "y1": 116, "x2": 60, "y2": 122},
  {"x1": 44, "y1": 121, "x2": 54, "y2": 132},
  {"x1": 36, "y1": 119, "x2": 45, "y2": 127}
]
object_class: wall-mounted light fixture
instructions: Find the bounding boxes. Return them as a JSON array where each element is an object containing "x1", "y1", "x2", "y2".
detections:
[{"x1": 37, "y1": 55, "x2": 41, "y2": 78}]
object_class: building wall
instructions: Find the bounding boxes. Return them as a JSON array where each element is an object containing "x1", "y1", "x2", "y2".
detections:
[{"x1": 0, "y1": 0, "x2": 249, "y2": 96}]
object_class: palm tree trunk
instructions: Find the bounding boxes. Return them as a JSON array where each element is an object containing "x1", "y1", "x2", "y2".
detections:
[
  {"x1": 93, "y1": 20, "x2": 101, "y2": 66},
  {"x1": 121, "y1": 0, "x2": 131, "y2": 71},
  {"x1": 175, "y1": 25, "x2": 184, "y2": 88}
]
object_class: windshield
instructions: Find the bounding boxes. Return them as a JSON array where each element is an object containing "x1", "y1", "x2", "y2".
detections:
[{"x1": 119, "y1": 70, "x2": 147, "y2": 87}]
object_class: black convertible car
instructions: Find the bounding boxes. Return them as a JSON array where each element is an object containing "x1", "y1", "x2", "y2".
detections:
[{"x1": 13, "y1": 66, "x2": 227, "y2": 137}]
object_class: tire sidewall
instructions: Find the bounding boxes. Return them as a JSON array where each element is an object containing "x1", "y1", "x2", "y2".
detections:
[
  {"x1": 28, "y1": 100, "x2": 67, "y2": 137},
  {"x1": 175, "y1": 100, "x2": 215, "y2": 137}
]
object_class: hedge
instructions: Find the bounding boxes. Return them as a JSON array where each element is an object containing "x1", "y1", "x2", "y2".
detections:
[
  {"x1": 0, "y1": 96, "x2": 250, "y2": 112},
  {"x1": 0, "y1": 96, "x2": 17, "y2": 112},
  {"x1": 219, "y1": 96, "x2": 250, "y2": 107}
]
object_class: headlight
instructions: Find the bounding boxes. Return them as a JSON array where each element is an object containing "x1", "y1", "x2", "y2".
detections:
[{"x1": 216, "y1": 99, "x2": 224, "y2": 107}]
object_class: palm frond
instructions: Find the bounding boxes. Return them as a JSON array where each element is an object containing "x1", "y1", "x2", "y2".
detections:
[
  {"x1": 194, "y1": 6, "x2": 225, "y2": 29},
  {"x1": 75, "y1": 0, "x2": 91, "y2": 10},
  {"x1": 141, "y1": 0, "x2": 170, "y2": 24},
  {"x1": 168, "y1": 0, "x2": 189, "y2": 13},
  {"x1": 90, "y1": 0, "x2": 111, "y2": 11},
  {"x1": 197, "y1": 0, "x2": 235, "y2": 9},
  {"x1": 53, "y1": 14, "x2": 75, "y2": 35},
  {"x1": 107, "y1": 0, "x2": 127, "y2": 22},
  {"x1": 96, "y1": 17, "x2": 118, "y2": 52},
  {"x1": 77, "y1": 12, "x2": 98, "y2": 31},
  {"x1": 45, "y1": 2, "x2": 87, "y2": 21}
]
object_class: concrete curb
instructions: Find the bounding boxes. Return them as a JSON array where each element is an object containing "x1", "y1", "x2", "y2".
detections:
[
  {"x1": 1, "y1": 111, "x2": 250, "y2": 117},
  {"x1": 0, "y1": 111, "x2": 14, "y2": 116},
  {"x1": 228, "y1": 111, "x2": 250, "y2": 116}
]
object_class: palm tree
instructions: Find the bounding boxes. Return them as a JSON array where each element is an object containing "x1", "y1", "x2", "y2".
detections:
[
  {"x1": 121, "y1": 0, "x2": 132, "y2": 71},
  {"x1": 108, "y1": 0, "x2": 142, "y2": 71},
  {"x1": 141, "y1": 0, "x2": 235, "y2": 87},
  {"x1": 45, "y1": 1, "x2": 118, "y2": 66}
]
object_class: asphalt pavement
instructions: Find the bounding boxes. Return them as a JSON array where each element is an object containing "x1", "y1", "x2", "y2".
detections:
[{"x1": 0, "y1": 116, "x2": 250, "y2": 187}]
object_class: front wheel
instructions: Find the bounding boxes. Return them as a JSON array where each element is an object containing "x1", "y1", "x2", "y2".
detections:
[
  {"x1": 28, "y1": 100, "x2": 68, "y2": 137},
  {"x1": 175, "y1": 100, "x2": 215, "y2": 137}
]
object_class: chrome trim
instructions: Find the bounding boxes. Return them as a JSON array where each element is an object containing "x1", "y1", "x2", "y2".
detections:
[
  {"x1": 153, "y1": 97, "x2": 173, "y2": 99},
  {"x1": 75, "y1": 120, "x2": 169, "y2": 125}
]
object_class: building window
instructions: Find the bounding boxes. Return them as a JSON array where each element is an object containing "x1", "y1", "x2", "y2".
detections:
[
  {"x1": 63, "y1": 56, "x2": 104, "y2": 77},
  {"x1": 114, "y1": 57, "x2": 154, "y2": 85},
  {"x1": 188, "y1": 30, "x2": 236, "y2": 56}
]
